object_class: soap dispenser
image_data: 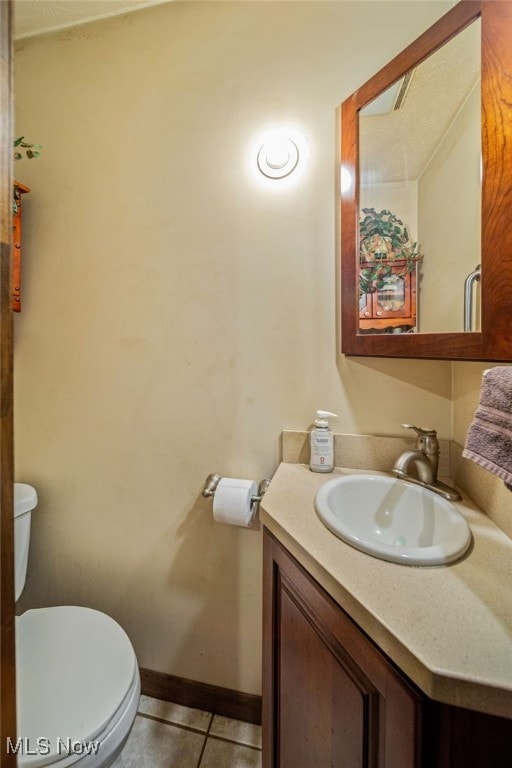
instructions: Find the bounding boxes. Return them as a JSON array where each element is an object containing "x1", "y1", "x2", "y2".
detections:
[{"x1": 310, "y1": 410, "x2": 338, "y2": 473}]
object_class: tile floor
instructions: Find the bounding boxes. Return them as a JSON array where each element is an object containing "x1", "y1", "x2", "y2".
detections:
[{"x1": 112, "y1": 695, "x2": 262, "y2": 768}]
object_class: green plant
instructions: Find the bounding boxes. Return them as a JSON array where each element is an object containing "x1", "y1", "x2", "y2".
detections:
[
  {"x1": 14, "y1": 136, "x2": 42, "y2": 161},
  {"x1": 13, "y1": 136, "x2": 42, "y2": 213},
  {"x1": 359, "y1": 208, "x2": 421, "y2": 295}
]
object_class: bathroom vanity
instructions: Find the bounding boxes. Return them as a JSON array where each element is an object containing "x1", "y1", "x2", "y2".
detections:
[{"x1": 260, "y1": 463, "x2": 512, "y2": 768}]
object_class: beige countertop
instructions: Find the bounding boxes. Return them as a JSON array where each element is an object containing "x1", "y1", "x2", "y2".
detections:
[{"x1": 260, "y1": 462, "x2": 512, "y2": 719}]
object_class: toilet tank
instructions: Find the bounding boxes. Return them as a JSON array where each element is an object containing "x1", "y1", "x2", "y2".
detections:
[{"x1": 14, "y1": 483, "x2": 38, "y2": 601}]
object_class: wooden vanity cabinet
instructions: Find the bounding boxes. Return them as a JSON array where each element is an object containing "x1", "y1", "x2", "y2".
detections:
[
  {"x1": 262, "y1": 528, "x2": 512, "y2": 768},
  {"x1": 263, "y1": 529, "x2": 423, "y2": 768}
]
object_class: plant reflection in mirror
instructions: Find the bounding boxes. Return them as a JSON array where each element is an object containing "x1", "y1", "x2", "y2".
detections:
[{"x1": 359, "y1": 208, "x2": 422, "y2": 295}]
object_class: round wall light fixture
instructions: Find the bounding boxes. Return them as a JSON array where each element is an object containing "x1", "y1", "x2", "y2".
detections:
[
  {"x1": 255, "y1": 127, "x2": 307, "y2": 182},
  {"x1": 257, "y1": 134, "x2": 299, "y2": 179}
]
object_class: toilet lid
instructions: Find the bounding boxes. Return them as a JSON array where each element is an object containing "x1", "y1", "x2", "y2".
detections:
[{"x1": 16, "y1": 606, "x2": 138, "y2": 768}]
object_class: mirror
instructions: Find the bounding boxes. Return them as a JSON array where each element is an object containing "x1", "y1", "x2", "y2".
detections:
[
  {"x1": 341, "y1": 1, "x2": 512, "y2": 360},
  {"x1": 359, "y1": 19, "x2": 481, "y2": 335}
]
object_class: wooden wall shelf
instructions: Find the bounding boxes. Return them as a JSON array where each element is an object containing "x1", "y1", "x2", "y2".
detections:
[{"x1": 12, "y1": 180, "x2": 30, "y2": 312}]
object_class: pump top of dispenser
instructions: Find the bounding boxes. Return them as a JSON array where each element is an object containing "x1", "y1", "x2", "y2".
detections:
[{"x1": 314, "y1": 410, "x2": 338, "y2": 427}]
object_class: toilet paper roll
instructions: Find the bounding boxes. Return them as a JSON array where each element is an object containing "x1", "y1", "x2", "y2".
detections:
[{"x1": 213, "y1": 478, "x2": 258, "y2": 527}]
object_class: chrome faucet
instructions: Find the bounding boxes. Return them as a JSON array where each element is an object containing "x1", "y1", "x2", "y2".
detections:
[{"x1": 392, "y1": 424, "x2": 462, "y2": 501}]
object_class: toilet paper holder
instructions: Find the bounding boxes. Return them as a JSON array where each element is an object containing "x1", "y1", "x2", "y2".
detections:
[{"x1": 202, "y1": 473, "x2": 271, "y2": 508}]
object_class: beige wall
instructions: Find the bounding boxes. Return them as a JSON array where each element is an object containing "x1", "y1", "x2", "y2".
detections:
[
  {"x1": 418, "y1": 84, "x2": 481, "y2": 333},
  {"x1": 14, "y1": 1, "x2": 454, "y2": 695}
]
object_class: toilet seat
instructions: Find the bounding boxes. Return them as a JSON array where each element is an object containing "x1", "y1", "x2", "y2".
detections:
[{"x1": 16, "y1": 606, "x2": 140, "y2": 768}]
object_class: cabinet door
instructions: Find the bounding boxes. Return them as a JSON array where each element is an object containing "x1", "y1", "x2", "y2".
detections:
[
  {"x1": 278, "y1": 577, "x2": 378, "y2": 768},
  {"x1": 263, "y1": 530, "x2": 423, "y2": 768},
  {"x1": 370, "y1": 267, "x2": 413, "y2": 320},
  {"x1": 359, "y1": 260, "x2": 417, "y2": 331}
]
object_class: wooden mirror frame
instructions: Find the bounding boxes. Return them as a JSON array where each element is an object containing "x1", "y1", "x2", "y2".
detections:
[{"x1": 341, "y1": 0, "x2": 512, "y2": 361}]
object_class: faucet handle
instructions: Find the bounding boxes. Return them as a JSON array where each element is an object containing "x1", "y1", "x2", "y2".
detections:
[
  {"x1": 401, "y1": 424, "x2": 439, "y2": 458},
  {"x1": 401, "y1": 424, "x2": 437, "y2": 437}
]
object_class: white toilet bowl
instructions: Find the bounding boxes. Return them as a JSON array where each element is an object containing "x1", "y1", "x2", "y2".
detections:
[
  {"x1": 16, "y1": 607, "x2": 140, "y2": 768},
  {"x1": 14, "y1": 486, "x2": 140, "y2": 768}
]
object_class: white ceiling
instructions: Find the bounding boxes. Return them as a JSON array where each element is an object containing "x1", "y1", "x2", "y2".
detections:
[{"x1": 14, "y1": 0, "x2": 172, "y2": 39}]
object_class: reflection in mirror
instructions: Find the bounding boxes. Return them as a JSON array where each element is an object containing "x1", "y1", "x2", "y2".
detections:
[{"x1": 358, "y1": 18, "x2": 481, "y2": 335}]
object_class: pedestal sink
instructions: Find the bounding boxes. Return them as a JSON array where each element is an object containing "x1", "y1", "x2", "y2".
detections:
[{"x1": 315, "y1": 474, "x2": 471, "y2": 566}]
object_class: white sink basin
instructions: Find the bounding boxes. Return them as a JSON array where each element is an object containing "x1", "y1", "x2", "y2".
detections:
[{"x1": 315, "y1": 474, "x2": 471, "y2": 566}]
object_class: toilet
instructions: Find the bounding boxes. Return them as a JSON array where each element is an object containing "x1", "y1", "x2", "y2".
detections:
[{"x1": 14, "y1": 483, "x2": 140, "y2": 768}]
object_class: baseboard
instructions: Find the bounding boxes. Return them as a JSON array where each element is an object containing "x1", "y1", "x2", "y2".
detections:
[{"x1": 140, "y1": 668, "x2": 262, "y2": 725}]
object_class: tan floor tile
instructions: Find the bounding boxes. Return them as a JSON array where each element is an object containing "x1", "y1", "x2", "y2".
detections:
[
  {"x1": 200, "y1": 739, "x2": 262, "y2": 768},
  {"x1": 112, "y1": 714, "x2": 205, "y2": 767},
  {"x1": 209, "y1": 715, "x2": 262, "y2": 748},
  {"x1": 138, "y1": 694, "x2": 211, "y2": 731}
]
